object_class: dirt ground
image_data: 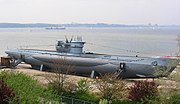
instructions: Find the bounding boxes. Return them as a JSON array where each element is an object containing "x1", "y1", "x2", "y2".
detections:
[
  {"x1": 1, "y1": 63, "x2": 180, "y2": 91},
  {"x1": 9, "y1": 64, "x2": 89, "y2": 86}
]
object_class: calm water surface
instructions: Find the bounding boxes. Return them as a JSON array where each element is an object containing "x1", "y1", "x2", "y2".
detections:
[{"x1": 0, "y1": 27, "x2": 180, "y2": 57}]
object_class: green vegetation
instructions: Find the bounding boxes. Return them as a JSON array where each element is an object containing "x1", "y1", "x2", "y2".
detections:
[
  {"x1": 5, "y1": 73, "x2": 43, "y2": 103},
  {"x1": 94, "y1": 73, "x2": 127, "y2": 103},
  {"x1": 0, "y1": 69, "x2": 180, "y2": 104},
  {"x1": 74, "y1": 78, "x2": 99, "y2": 103},
  {"x1": 0, "y1": 71, "x2": 59, "y2": 103},
  {"x1": 76, "y1": 78, "x2": 89, "y2": 94}
]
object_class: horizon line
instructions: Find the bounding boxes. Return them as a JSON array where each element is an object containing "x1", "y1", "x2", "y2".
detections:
[{"x1": 0, "y1": 22, "x2": 180, "y2": 26}]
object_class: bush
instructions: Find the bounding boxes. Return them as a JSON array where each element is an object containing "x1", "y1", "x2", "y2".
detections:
[
  {"x1": 75, "y1": 92, "x2": 99, "y2": 103},
  {"x1": 40, "y1": 86, "x2": 62, "y2": 103},
  {"x1": 76, "y1": 78, "x2": 89, "y2": 94},
  {"x1": 0, "y1": 71, "x2": 69, "y2": 103},
  {"x1": 94, "y1": 73, "x2": 127, "y2": 102},
  {"x1": 8, "y1": 73, "x2": 43, "y2": 103},
  {"x1": 99, "y1": 99, "x2": 134, "y2": 104},
  {"x1": 169, "y1": 93, "x2": 180, "y2": 104},
  {"x1": 0, "y1": 80, "x2": 18, "y2": 104},
  {"x1": 1, "y1": 71, "x2": 45, "y2": 103},
  {"x1": 99, "y1": 99, "x2": 109, "y2": 104},
  {"x1": 0, "y1": 71, "x2": 11, "y2": 80},
  {"x1": 128, "y1": 80, "x2": 158, "y2": 102},
  {"x1": 111, "y1": 99, "x2": 135, "y2": 104},
  {"x1": 64, "y1": 81, "x2": 77, "y2": 93}
]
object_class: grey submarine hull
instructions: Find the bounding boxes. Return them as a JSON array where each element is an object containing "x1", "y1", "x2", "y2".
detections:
[{"x1": 5, "y1": 49, "x2": 178, "y2": 78}]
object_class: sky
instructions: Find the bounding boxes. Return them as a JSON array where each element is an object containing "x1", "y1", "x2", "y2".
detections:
[{"x1": 0, "y1": 0, "x2": 180, "y2": 25}]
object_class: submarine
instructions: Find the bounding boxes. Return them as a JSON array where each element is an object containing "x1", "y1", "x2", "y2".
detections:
[{"x1": 5, "y1": 36, "x2": 179, "y2": 78}]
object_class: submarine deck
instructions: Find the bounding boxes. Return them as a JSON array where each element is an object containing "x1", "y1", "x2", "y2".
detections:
[{"x1": 14, "y1": 49, "x2": 149, "y2": 62}]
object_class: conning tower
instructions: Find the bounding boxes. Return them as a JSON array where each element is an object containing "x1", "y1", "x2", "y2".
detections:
[{"x1": 56, "y1": 36, "x2": 85, "y2": 54}]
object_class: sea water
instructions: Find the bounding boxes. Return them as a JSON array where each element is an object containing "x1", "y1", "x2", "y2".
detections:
[{"x1": 0, "y1": 27, "x2": 180, "y2": 57}]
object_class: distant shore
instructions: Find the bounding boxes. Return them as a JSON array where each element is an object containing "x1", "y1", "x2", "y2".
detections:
[{"x1": 0, "y1": 23, "x2": 180, "y2": 28}]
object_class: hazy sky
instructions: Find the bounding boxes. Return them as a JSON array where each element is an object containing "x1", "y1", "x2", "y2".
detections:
[{"x1": 0, "y1": 0, "x2": 180, "y2": 25}]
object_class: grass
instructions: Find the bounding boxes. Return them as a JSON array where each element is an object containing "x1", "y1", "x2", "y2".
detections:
[{"x1": 0, "y1": 71, "x2": 59, "y2": 103}]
